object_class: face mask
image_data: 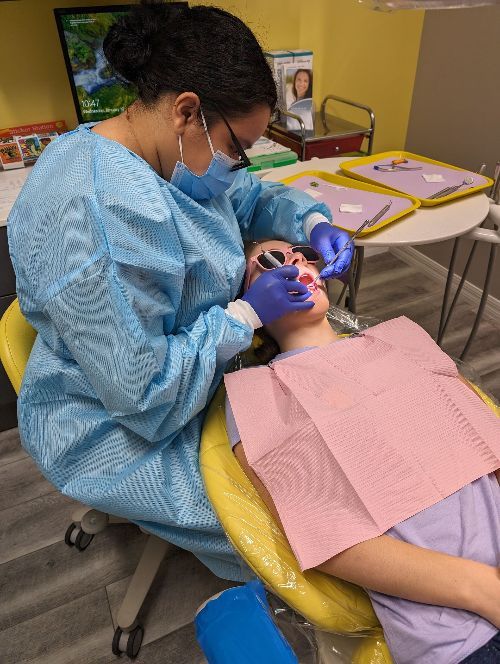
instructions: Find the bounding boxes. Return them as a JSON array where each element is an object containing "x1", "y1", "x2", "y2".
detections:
[{"x1": 170, "y1": 108, "x2": 241, "y2": 201}]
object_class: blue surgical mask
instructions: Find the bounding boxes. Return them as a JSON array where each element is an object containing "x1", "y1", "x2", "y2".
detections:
[{"x1": 170, "y1": 108, "x2": 240, "y2": 201}]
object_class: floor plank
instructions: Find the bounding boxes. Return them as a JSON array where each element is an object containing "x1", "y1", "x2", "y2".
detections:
[
  {"x1": 0, "y1": 491, "x2": 77, "y2": 564},
  {"x1": 356, "y1": 252, "x2": 500, "y2": 399},
  {"x1": 0, "y1": 427, "x2": 27, "y2": 467},
  {"x1": 106, "y1": 548, "x2": 234, "y2": 648},
  {"x1": 0, "y1": 588, "x2": 114, "y2": 664},
  {"x1": 0, "y1": 456, "x2": 56, "y2": 511},
  {"x1": 130, "y1": 622, "x2": 207, "y2": 664},
  {"x1": 0, "y1": 524, "x2": 147, "y2": 631}
]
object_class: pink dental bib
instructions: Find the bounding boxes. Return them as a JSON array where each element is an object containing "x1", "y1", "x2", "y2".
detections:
[{"x1": 224, "y1": 317, "x2": 500, "y2": 570}]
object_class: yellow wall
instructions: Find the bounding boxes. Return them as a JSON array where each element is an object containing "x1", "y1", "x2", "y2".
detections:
[
  {"x1": 0, "y1": 0, "x2": 424, "y2": 151},
  {"x1": 308, "y1": 0, "x2": 425, "y2": 152},
  {"x1": 0, "y1": 0, "x2": 129, "y2": 130}
]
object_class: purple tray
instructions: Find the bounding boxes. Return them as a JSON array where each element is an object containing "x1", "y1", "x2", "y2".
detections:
[
  {"x1": 288, "y1": 174, "x2": 414, "y2": 233},
  {"x1": 350, "y1": 158, "x2": 490, "y2": 200}
]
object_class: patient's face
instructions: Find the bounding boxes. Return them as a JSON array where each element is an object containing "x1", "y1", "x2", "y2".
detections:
[{"x1": 245, "y1": 240, "x2": 330, "y2": 326}]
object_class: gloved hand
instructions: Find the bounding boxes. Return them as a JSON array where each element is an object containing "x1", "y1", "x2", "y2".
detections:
[
  {"x1": 242, "y1": 265, "x2": 314, "y2": 325},
  {"x1": 310, "y1": 222, "x2": 354, "y2": 280}
]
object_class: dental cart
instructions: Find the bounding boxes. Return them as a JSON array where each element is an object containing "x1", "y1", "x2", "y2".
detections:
[{"x1": 266, "y1": 95, "x2": 375, "y2": 161}]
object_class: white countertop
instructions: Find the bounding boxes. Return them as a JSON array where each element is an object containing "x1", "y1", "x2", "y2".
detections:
[
  {"x1": 263, "y1": 157, "x2": 490, "y2": 247},
  {"x1": 0, "y1": 166, "x2": 32, "y2": 228}
]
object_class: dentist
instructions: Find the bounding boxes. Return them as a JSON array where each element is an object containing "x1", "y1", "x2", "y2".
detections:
[{"x1": 8, "y1": 0, "x2": 353, "y2": 580}]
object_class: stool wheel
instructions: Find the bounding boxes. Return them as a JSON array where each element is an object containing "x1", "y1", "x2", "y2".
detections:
[
  {"x1": 112, "y1": 625, "x2": 144, "y2": 659},
  {"x1": 64, "y1": 522, "x2": 94, "y2": 551}
]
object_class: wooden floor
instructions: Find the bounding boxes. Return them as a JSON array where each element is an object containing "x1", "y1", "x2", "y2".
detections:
[{"x1": 1, "y1": 252, "x2": 499, "y2": 664}]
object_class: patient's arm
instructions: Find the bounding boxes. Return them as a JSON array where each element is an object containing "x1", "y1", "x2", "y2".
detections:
[{"x1": 233, "y1": 442, "x2": 500, "y2": 628}]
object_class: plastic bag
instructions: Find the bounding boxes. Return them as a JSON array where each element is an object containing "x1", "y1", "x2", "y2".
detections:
[
  {"x1": 227, "y1": 304, "x2": 379, "y2": 373},
  {"x1": 195, "y1": 580, "x2": 390, "y2": 663}
]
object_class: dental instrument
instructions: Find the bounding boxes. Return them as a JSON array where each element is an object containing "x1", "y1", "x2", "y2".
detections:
[
  {"x1": 374, "y1": 158, "x2": 423, "y2": 172},
  {"x1": 312, "y1": 201, "x2": 392, "y2": 285},
  {"x1": 428, "y1": 176, "x2": 474, "y2": 200},
  {"x1": 263, "y1": 251, "x2": 284, "y2": 268}
]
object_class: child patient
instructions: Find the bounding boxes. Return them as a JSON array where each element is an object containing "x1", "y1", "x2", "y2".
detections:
[{"x1": 225, "y1": 239, "x2": 500, "y2": 664}]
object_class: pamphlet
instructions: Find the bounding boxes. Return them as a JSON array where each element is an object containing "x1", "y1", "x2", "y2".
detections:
[
  {"x1": 0, "y1": 138, "x2": 25, "y2": 170},
  {"x1": 15, "y1": 134, "x2": 43, "y2": 163}
]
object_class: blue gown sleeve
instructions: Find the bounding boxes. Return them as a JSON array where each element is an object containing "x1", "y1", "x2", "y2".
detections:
[
  {"x1": 42, "y1": 192, "x2": 253, "y2": 444},
  {"x1": 226, "y1": 169, "x2": 332, "y2": 244}
]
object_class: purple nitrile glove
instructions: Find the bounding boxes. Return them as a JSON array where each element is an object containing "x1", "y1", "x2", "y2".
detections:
[
  {"x1": 309, "y1": 222, "x2": 354, "y2": 280},
  {"x1": 242, "y1": 265, "x2": 314, "y2": 325}
]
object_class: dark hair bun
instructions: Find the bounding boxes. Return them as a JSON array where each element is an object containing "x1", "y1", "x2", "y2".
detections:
[
  {"x1": 102, "y1": 1, "x2": 277, "y2": 119},
  {"x1": 103, "y1": 2, "x2": 186, "y2": 85}
]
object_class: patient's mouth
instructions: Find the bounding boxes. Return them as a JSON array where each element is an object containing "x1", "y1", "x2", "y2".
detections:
[
  {"x1": 299, "y1": 273, "x2": 314, "y2": 287},
  {"x1": 298, "y1": 271, "x2": 321, "y2": 292}
]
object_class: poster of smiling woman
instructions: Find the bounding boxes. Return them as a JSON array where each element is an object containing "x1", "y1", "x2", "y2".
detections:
[{"x1": 283, "y1": 66, "x2": 314, "y2": 131}]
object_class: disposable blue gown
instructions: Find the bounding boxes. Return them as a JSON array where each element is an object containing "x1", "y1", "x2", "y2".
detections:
[{"x1": 8, "y1": 125, "x2": 331, "y2": 580}]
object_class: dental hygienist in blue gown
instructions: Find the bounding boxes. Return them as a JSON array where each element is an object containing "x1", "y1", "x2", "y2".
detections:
[{"x1": 8, "y1": 2, "x2": 353, "y2": 580}]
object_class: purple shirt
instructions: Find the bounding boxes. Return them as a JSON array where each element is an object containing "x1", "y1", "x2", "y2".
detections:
[{"x1": 225, "y1": 347, "x2": 500, "y2": 664}]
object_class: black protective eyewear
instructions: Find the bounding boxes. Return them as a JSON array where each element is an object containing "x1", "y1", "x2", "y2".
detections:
[
  {"x1": 257, "y1": 246, "x2": 321, "y2": 269},
  {"x1": 216, "y1": 110, "x2": 252, "y2": 172}
]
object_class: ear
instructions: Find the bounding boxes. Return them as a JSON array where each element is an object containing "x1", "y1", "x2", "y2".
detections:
[{"x1": 171, "y1": 92, "x2": 201, "y2": 135}]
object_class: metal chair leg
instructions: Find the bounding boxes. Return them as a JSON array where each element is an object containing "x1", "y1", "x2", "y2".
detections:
[
  {"x1": 116, "y1": 534, "x2": 174, "y2": 631},
  {"x1": 438, "y1": 237, "x2": 478, "y2": 345},
  {"x1": 353, "y1": 245, "x2": 365, "y2": 294},
  {"x1": 460, "y1": 241, "x2": 497, "y2": 360},
  {"x1": 345, "y1": 246, "x2": 364, "y2": 314},
  {"x1": 437, "y1": 236, "x2": 461, "y2": 345},
  {"x1": 347, "y1": 268, "x2": 357, "y2": 314},
  {"x1": 437, "y1": 220, "x2": 498, "y2": 359}
]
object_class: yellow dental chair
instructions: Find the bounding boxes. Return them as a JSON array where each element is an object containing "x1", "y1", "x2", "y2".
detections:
[{"x1": 3, "y1": 299, "x2": 498, "y2": 663}]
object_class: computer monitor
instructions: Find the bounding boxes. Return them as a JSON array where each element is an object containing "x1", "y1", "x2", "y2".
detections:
[{"x1": 54, "y1": 5, "x2": 138, "y2": 124}]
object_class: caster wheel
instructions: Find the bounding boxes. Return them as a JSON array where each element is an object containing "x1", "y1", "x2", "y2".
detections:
[
  {"x1": 64, "y1": 523, "x2": 94, "y2": 551},
  {"x1": 112, "y1": 625, "x2": 144, "y2": 659}
]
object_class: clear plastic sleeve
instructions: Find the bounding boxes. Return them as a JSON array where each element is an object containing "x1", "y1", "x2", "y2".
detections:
[{"x1": 228, "y1": 304, "x2": 380, "y2": 373}]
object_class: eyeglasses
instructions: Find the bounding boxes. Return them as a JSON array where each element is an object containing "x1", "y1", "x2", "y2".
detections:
[
  {"x1": 244, "y1": 245, "x2": 320, "y2": 291},
  {"x1": 215, "y1": 108, "x2": 252, "y2": 172}
]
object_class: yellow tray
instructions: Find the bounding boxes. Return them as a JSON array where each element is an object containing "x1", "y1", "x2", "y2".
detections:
[
  {"x1": 339, "y1": 151, "x2": 493, "y2": 206},
  {"x1": 280, "y1": 170, "x2": 420, "y2": 236}
]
